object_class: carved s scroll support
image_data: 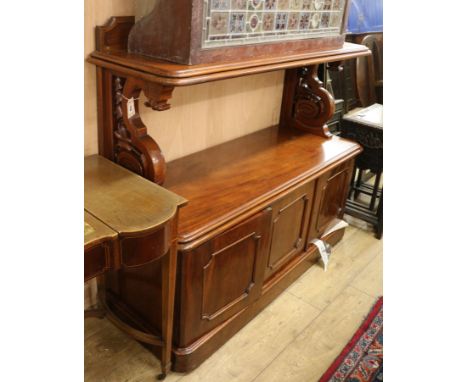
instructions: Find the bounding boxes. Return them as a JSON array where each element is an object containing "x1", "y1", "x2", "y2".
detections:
[
  {"x1": 113, "y1": 76, "x2": 174, "y2": 184},
  {"x1": 280, "y1": 65, "x2": 335, "y2": 138}
]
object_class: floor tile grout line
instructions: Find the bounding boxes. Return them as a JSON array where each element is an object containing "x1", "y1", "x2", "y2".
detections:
[
  {"x1": 250, "y1": 284, "x2": 377, "y2": 382},
  {"x1": 86, "y1": 228, "x2": 381, "y2": 382},
  {"x1": 285, "y1": 289, "x2": 324, "y2": 311},
  {"x1": 249, "y1": 238, "x2": 381, "y2": 382},
  {"x1": 348, "y1": 285, "x2": 378, "y2": 299},
  {"x1": 176, "y1": 291, "x2": 320, "y2": 382},
  {"x1": 346, "y1": 250, "x2": 382, "y2": 295},
  {"x1": 249, "y1": 282, "x2": 373, "y2": 382},
  {"x1": 179, "y1": 234, "x2": 380, "y2": 382},
  {"x1": 284, "y1": 289, "x2": 324, "y2": 312},
  {"x1": 283, "y1": 227, "x2": 363, "y2": 310},
  {"x1": 286, "y1": 236, "x2": 381, "y2": 311},
  {"x1": 249, "y1": 302, "x2": 332, "y2": 382}
]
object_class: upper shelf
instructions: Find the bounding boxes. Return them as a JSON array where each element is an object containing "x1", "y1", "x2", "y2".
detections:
[
  {"x1": 88, "y1": 16, "x2": 370, "y2": 87},
  {"x1": 89, "y1": 42, "x2": 370, "y2": 87}
]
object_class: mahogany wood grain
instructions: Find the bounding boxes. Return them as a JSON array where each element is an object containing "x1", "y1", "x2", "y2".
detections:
[
  {"x1": 90, "y1": 16, "x2": 369, "y2": 188},
  {"x1": 96, "y1": 16, "x2": 135, "y2": 53},
  {"x1": 88, "y1": 14, "x2": 367, "y2": 376},
  {"x1": 280, "y1": 65, "x2": 335, "y2": 138},
  {"x1": 102, "y1": 135, "x2": 360, "y2": 372},
  {"x1": 176, "y1": 210, "x2": 272, "y2": 347},
  {"x1": 89, "y1": 42, "x2": 370, "y2": 87},
  {"x1": 164, "y1": 125, "x2": 361, "y2": 246},
  {"x1": 171, "y1": 227, "x2": 346, "y2": 372},
  {"x1": 264, "y1": 182, "x2": 314, "y2": 281},
  {"x1": 307, "y1": 160, "x2": 354, "y2": 244}
]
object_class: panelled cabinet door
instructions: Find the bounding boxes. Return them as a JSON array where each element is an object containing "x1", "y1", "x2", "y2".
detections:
[
  {"x1": 264, "y1": 182, "x2": 314, "y2": 281},
  {"x1": 177, "y1": 208, "x2": 271, "y2": 345},
  {"x1": 307, "y1": 161, "x2": 354, "y2": 244}
]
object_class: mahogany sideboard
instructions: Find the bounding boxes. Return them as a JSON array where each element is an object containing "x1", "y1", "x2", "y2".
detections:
[{"x1": 87, "y1": 15, "x2": 369, "y2": 373}]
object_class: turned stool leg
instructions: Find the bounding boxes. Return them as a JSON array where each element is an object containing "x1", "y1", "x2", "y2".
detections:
[
  {"x1": 348, "y1": 164, "x2": 357, "y2": 199},
  {"x1": 354, "y1": 168, "x2": 363, "y2": 199},
  {"x1": 370, "y1": 171, "x2": 382, "y2": 211},
  {"x1": 376, "y1": 191, "x2": 383, "y2": 239}
]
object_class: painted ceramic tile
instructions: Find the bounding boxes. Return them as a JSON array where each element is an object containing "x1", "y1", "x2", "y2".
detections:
[
  {"x1": 330, "y1": 12, "x2": 342, "y2": 28},
  {"x1": 211, "y1": 0, "x2": 230, "y2": 10},
  {"x1": 246, "y1": 13, "x2": 261, "y2": 32},
  {"x1": 210, "y1": 12, "x2": 229, "y2": 34},
  {"x1": 302, "y1": 0, "x2": 312, "y2": 9},
  {"x1": 320, "y1": 12, "x2": 330, "y2": 28},
  {"x1": 262, "y1": 12, "x2": 275, "y2": 31},
  {"x1": 299, "y1": 12, "x2": 311, "y2": 29},
  {"x1": 275, "y1": 12, "x2": 288, "y2": 30},
  {"x1": 231, "y1": 0, "x2": 247, "y2": 9},
  {"x1": 203, "y1": 0, "x2": 342, "y2": 47},
  {"x1": 230, "y1": 13, "x2": 246, "y2": 32},
  {"x1": 288, "y1": 12, "x2": 300, "y2": 30},
  {"x1": 265, "y1": 0, "x2": 277, "y2": 10},
  {"x1": 249, "y1": 0, "x2": 264, "y2": 10},
  {"x1": 290, "y1": 0, "x2": 303, "y2": 9},
  {"x1": 332, "y1": 0, "x2": 344, "y2": 9},
  {"x1": 314, "y1": 0, "x2": 324, "y2": 10},
  {"x1": 277, "y1": 0, "x2": 290, "y2": 10},
  {"x1": 310, "y1": 12, "x2": 321, "y2": 28}
]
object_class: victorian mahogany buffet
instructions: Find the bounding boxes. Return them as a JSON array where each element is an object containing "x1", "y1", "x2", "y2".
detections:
[{"x1": 87, "y1": 8, "x2": 370, "y2": 374}]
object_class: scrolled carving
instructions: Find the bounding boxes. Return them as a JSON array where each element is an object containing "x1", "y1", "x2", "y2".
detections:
[
  {"x1": 293, "y1": 66, "x2": 334, "y2": 138},
  {"x1": 280, "y1": 65, "x2": 335, "y2": 138},
  {"x1": 112, "y1": 76, "x2": 167, "y2": 184}
]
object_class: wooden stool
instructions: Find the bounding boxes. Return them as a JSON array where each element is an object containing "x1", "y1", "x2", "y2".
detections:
[
  {"x1": 341, "y1": 104, "x2": 383, "y2": 239},
  {"x1": 84, "y1": 155, "x2": 186, "y2": 380}
]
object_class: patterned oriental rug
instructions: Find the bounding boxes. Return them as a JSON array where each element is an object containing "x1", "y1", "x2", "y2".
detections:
[{"x1": 319, "y1": 297, "x2": 383, "y2": 382}]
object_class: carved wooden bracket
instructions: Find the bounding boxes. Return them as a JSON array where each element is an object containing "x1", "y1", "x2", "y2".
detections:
[
  {"x1": 113, "y1": 76, "x2": 167, "y2": 184},
  {"x1": 280, "y1": 64, "x2": 335, "y2": 138},
  {"x1": 95, "y1": 16, "x2": 174, "y2": 185},
  {"x1": 143, "y1": 82, "x2": 174, "y2": 111}
]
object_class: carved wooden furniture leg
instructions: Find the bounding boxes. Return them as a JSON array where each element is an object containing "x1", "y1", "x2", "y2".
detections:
[{"x1": 280, "y1": 64, "x2": 335, "y2": 138}]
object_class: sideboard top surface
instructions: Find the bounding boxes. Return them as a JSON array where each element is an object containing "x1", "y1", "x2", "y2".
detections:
[
  {"x1": 89, "y1": 42, "x2": 370, "y2": 86},
  {"x1": 85, "y1": 155, "x2": 187, "y2": 235},
  {"x1": 164, "y1": 125, "x2": 361, "y2": 244}
]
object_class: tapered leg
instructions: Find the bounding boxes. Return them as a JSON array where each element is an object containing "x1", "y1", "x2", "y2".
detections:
[{"x1": 159, "y1": 237, "x2": 178, "y2": 379}]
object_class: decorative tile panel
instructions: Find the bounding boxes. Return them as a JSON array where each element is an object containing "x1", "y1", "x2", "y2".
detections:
[{"x1": 202, "y1": 0, "x2": 346, "y2": 48}]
